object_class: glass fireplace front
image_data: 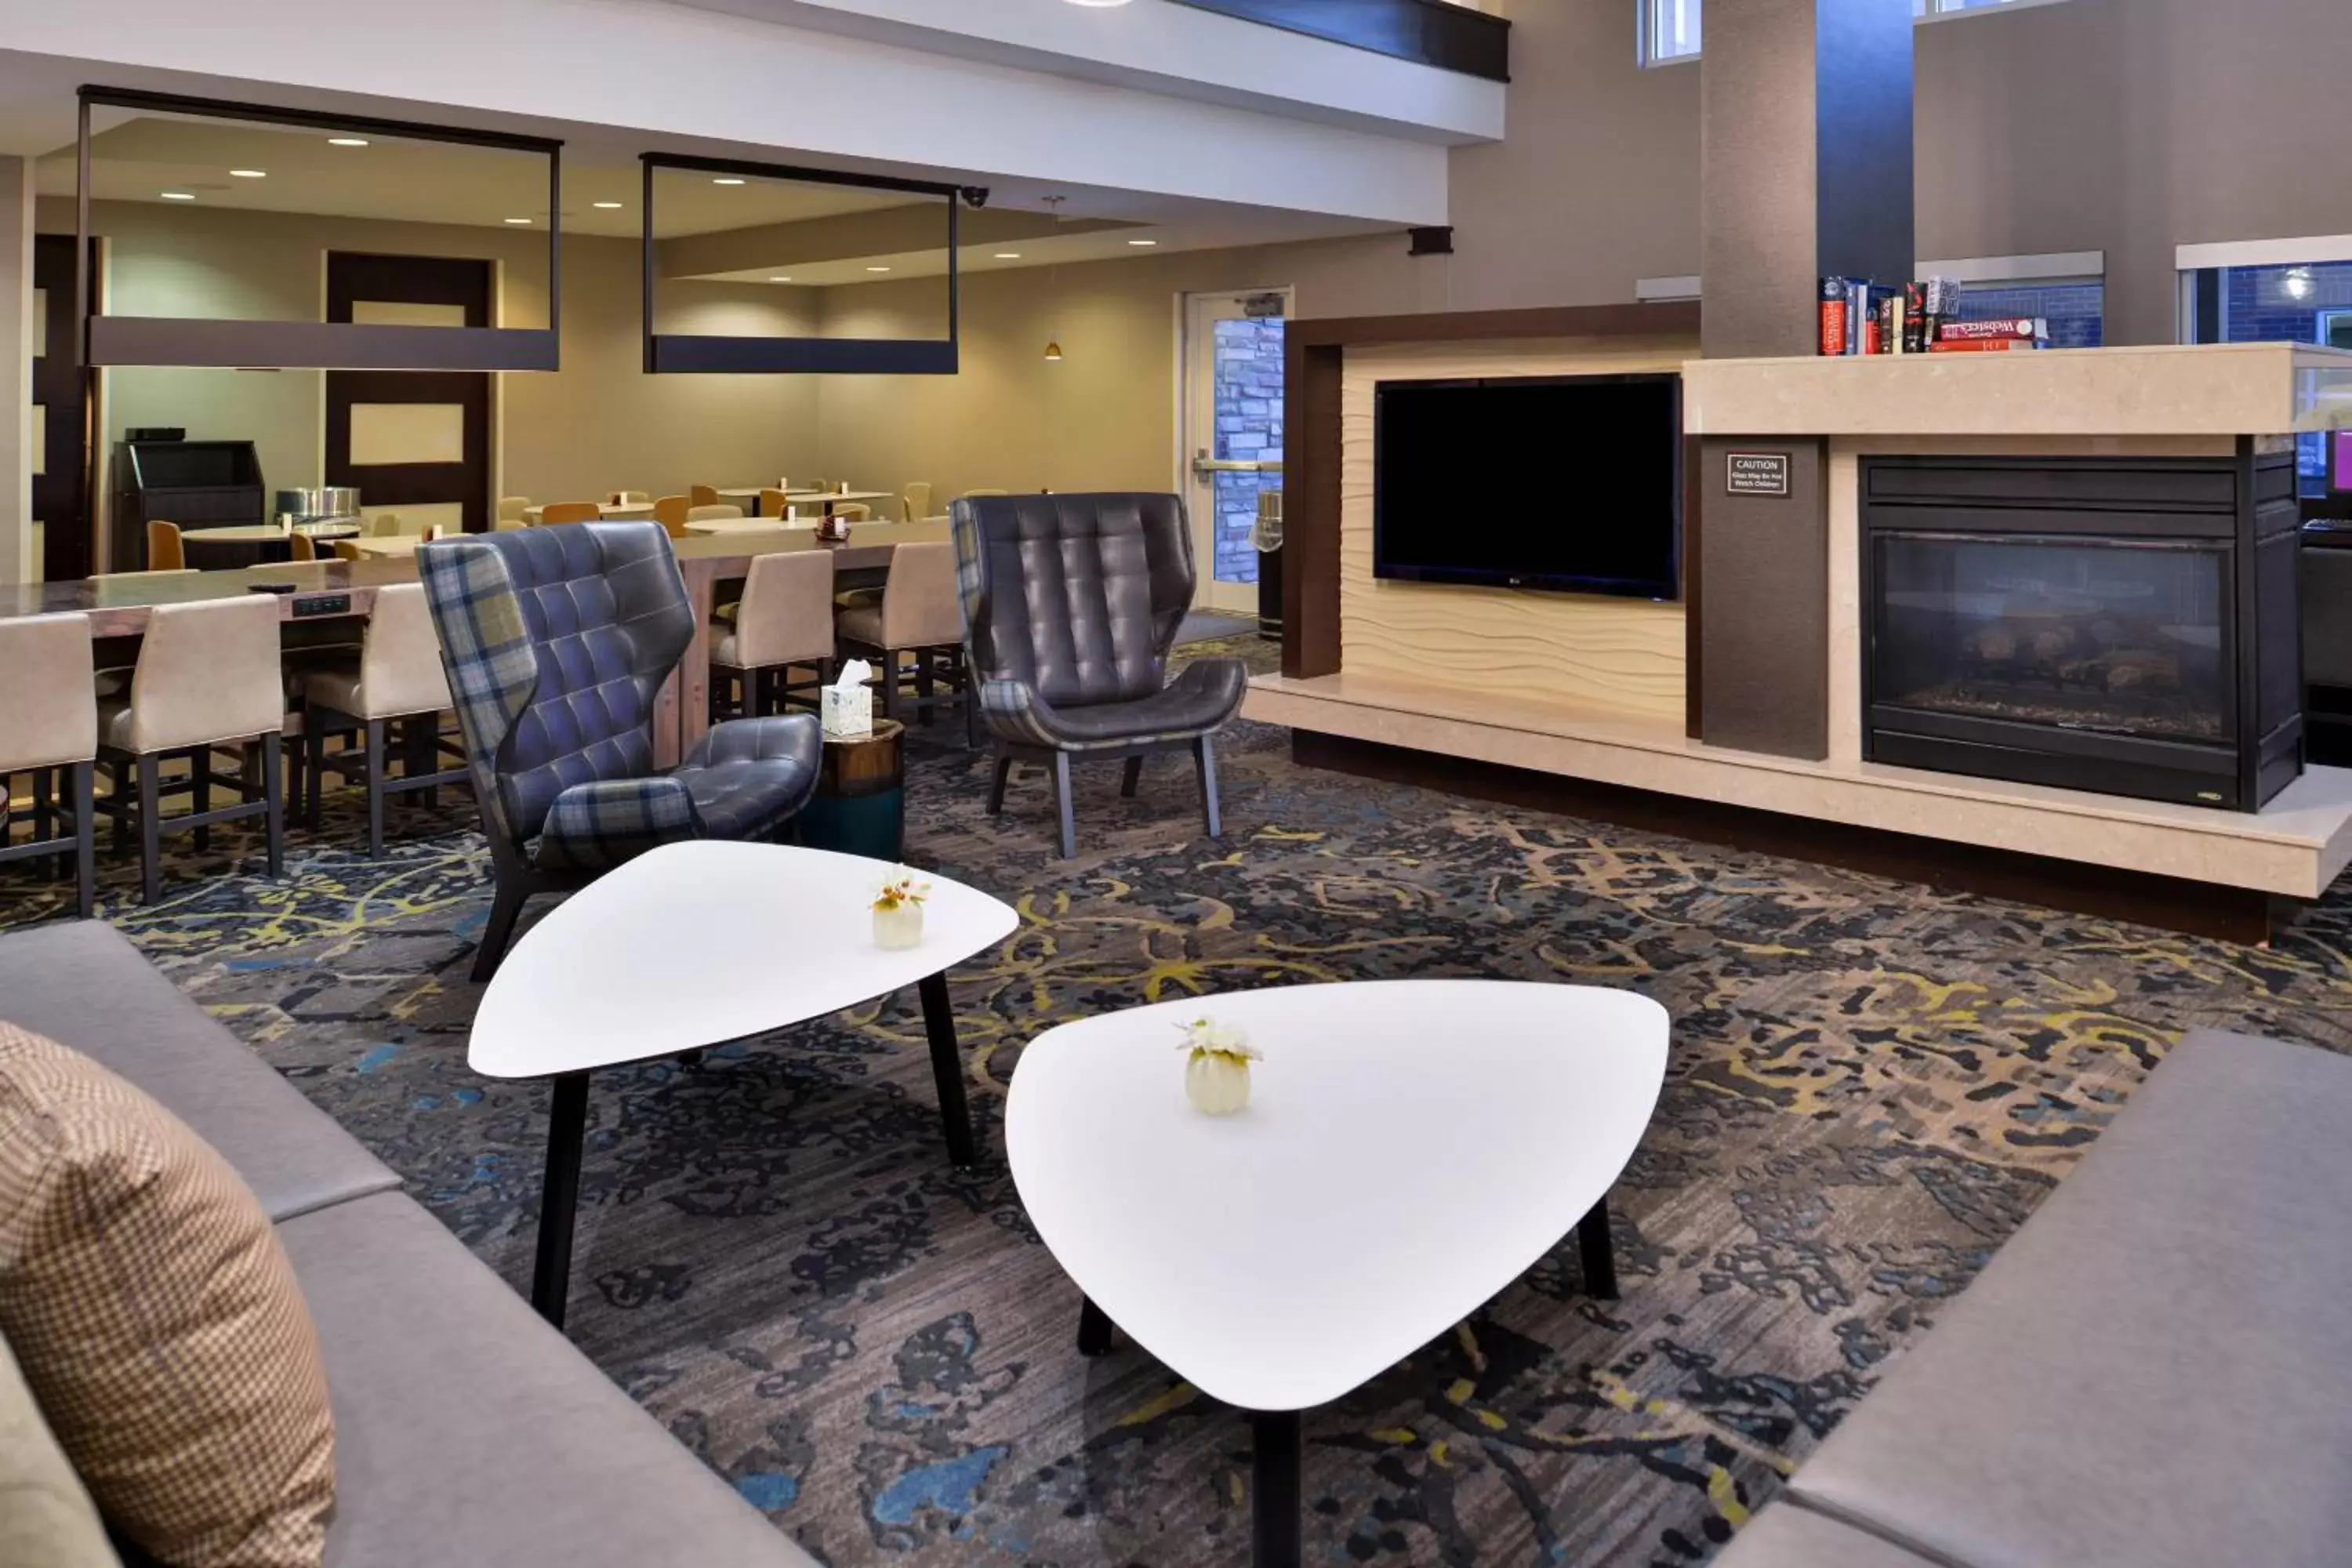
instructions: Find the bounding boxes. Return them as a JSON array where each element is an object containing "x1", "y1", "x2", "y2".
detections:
[{"x1": 1872, "y1": 534, "x2": 2230, "y2": 744}]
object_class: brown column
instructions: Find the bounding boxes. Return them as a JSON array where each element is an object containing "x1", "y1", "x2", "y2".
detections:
[
  {"x1": 1698, "y1": 439, "x2": 1829, "y2": 760},
  {"x1": 1700, "y1": 0, "x2": 1915, "y2": 359}
]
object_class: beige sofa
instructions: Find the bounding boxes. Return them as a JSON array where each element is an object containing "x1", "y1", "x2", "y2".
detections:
[{"x1": 0, "y1": 920, "x2": 814, "y2": 1568}]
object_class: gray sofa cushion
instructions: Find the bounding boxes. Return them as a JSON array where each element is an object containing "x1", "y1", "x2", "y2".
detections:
[
  {"x1": 0, "y1": 923, "x2": 397, "y2": 1221},
  {"x1": 1711, "y1": 1504, "x2": 1940, "y2": 1568},
  {"x1": 280, "y1": 1192, "x2": 812, "y2": 1568},
  {"x1": 1784, "y1": 1027, "x2": 2352, "y2": 1568}
]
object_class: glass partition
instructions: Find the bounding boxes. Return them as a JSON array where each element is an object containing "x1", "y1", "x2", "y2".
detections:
[{"x1": 641, "y1": 154, "x2": 963, "y2": 375}]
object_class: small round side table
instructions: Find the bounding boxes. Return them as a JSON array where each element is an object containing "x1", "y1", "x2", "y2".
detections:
[{"x1": 797, "y1": 719, "x2": 905, "y2": 861}]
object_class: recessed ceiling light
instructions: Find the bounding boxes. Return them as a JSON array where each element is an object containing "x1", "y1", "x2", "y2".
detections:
[
  {"x1": 504, "y1": 216, "x2": 532, "y2": 225},
  {"x1": 592, "y1": 201, "x2": 622, "y2": 209},
  {"x1": 866, "y1": 266, "x2": 892, "y2": 273},
  {"x1": 768, "y1": 276, "x2": 793, "y2": 283},
  {"x1": 229, "y1": 169, "x2": 267, "y2": 179},
  {"x1": 1127, "y1": 238, "x2": 1158, "y2": 247},
  {"x1": 993, "y1": 252, "x2": 1022, "y2": 260},
  {"x1": 159, "y1": 191, "x2": 195, "y2": 201},
  {"x1": 713, "y1": 177, "x2": 746, "y2": 186},
  {"x1": 327, "y1": 136, "x2": 368, "y2": 147}
]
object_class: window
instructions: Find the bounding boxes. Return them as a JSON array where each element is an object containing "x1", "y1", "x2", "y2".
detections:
[
  {"x1": 1953, "y1": 281, "x2": 2105, "y2": 349},
  {"x1": 2180, "y1": 248, "x2": 2352, "y2": 500},
  {"x1": 1642, "y1": 0, "x2": 2064, "y2": 66}
]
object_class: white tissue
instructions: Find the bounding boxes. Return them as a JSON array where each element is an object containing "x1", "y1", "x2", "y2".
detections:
[{"x1": 833, "y1": 659, "x2": 873, "y2": 688}]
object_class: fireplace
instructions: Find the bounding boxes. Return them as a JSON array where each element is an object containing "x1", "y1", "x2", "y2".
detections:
[{"x1": 1862, "y1": 453, "x2": 2304, "y2": 811}]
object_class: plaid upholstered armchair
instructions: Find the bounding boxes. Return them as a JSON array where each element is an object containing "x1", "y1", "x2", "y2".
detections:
[
  {"x1": 419, "y1": 524, "x2": 822, "y2": 979},
  {"x1": 953, "y1": 493, "x2": 1247, "y2": 858}
]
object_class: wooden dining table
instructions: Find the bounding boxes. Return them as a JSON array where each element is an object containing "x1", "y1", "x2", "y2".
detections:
[
  {"x1": 521, "y1": 502, "x2": 658, "y2": 526},
  {"x1": 3, "y1": 520, "x2": 952, "y2": 771},
  {"x1": 717, "y1": 487, "x2": 895, "y2": 520}
]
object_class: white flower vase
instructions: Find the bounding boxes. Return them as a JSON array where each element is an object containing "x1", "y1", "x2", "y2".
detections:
[
  {"x1": 1185, "y1": 1049, "x2": 1253, "y2": 1116},
  {"x1": 873, "y1": 901, "x2": 924, "y2": 950}
]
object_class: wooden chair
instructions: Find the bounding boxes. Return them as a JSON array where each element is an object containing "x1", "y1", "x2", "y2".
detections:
[
  {"x1": 690, "y1": 485, "x2": 720, "y2": 508},
  {"x1": 290, "y1": 532, "x2": 318, "y2": 563},
  {"x1": 759, "y1": 488, "x2": 792, "y2": 520},
  {"x1": 0, "y1": 612, "x2": 99, "y2": 918},
  {"x1": 539, "y1": 502, "x2": 600, "y2": 525},
  {"x1": 145, "y1": 520, "x2": 185, "y2": 572},
  {"x1": 653, "y1": 495, "x2": 691, "y2": 539},
  {"x1": 900, "y1": 482, "x2": 933, "y2": 523},
  {"x1": 496, "y1": 496, "x2": 532, "y2": 530},
  {"x1": 332, "y1": 540, "x2": 365, "y2": 563},
  {"x1": 365, "y1": 512, "x2": 408, "y2": 537}
]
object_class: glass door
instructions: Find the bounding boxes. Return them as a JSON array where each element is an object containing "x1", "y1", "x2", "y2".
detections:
[{"x1": 1181, "y1": 289, "x2": 1288, "y2": 615}]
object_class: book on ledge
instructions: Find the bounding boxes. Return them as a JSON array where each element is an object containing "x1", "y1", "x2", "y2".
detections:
[
  {"x1": 1937, "y1": 317, "x2": 2049, "y2": 343},
  {"x1": 1927, "y1": 337, "x2": 2048, "y2": 353}
]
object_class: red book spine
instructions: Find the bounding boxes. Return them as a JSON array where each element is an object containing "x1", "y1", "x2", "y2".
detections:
[
  {"x1": 1936, "y1": 318, "x2": 2042, "y2": 342},
  {"x1": 1926, "y1": 338, "x2": 2042, "y2": 353},
  {"x1": 1820, "y1": 294, "x2": 1849, "y2": 356}
]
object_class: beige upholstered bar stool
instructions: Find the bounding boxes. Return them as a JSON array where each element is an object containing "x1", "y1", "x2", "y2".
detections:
[
  {"x1": 834, "y1": 540, "x2": 974, "y2": 744},
  {"x1": 96, "y1": 595, "x2": 287, "y2": 903},
  {"x1": 0, "y1": 613, "x2": 99, "y2": 918},
  {"x1": 299, "y1": 584, "x2": 466, "y2": 856},
  {"x1": 711, "y1": 551, "x2": 835, "y2": 720}
]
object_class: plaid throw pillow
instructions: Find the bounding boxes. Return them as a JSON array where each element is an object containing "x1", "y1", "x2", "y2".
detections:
[{"x1": 0, "y1": 1022, "x2": 334, "y2": 1567}]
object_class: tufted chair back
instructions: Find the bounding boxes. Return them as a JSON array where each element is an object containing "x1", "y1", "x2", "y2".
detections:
[
  {"x1": 951, "y1": 493, "x2": 1195, "y2": 710},
  {"x1": 416, "y1": 522, "x2": 693, "y2": 848}
]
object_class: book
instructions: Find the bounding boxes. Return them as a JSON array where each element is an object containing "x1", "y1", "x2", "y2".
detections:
[
  {"x1": 1848, "y1": 279, "x2": 1869, "y2": 354},
  {"x1": 1926, "y1": 337, "x2": 2046, "y2": 353},
  {"x1": 1902, "y1": 283, "x2": 1930, "y2": 354},
  {"x1": 1820, "y1": 278, "x2": 1850, "y2": 357},
  {"x1": 1936, "y1": 317, "x2": 2047, "y2": 343}
]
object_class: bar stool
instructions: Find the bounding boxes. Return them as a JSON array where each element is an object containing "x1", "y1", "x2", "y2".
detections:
[
  {"x1": 711, "y1": 551, "x2": 835, "y2": 720},
  {"x1": 0, "y1": 613, "x2": 98, "y2": 918},
  {"x1": 299, "y1": 584, "x2": 467, "y2": 856},
  {"x1": 833, "y1": 541, "x2": 974, "y2": 745},
  {"x1": 96, "y1": 596, "x2": 287, "y2": 903}
]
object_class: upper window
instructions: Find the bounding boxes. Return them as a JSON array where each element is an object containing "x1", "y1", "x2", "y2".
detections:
[
  {"x1": 2180, "y1": 249, "x2": 2352, "y2": 502},
  {"x1": 1643, "y1": 0, "x2": 2063, "y2": 66}
]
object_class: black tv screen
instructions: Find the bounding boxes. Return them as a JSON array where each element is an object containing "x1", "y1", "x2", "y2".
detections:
[{"x1": 1374, "y1": 373, "x2": 1683, "y2": 600}]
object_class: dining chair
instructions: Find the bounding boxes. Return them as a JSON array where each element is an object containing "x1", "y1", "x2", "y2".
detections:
[
  {"x1": 299, "y1": 584, "x2": 466, "y2": 856},
  {"x1": 365, "y1": 512, "x2": 408, "y2": 537},
  {"x1": 953, "y1": 493, "x2": 1246, "y2": 858},
  {"x1": 539, "y1": 502, "x2": 601, "y2": 525},
  {"x1": 759, "y1": 487, "x2": 792, "y2": 520},
  {"x1": 497, "y1": 496, "x2": 532, "y2": 528},
  {"x1": 94, "y1": 595, "x2": 287, "y2": 903},
  {"x1": 0, "y1": 613, "x2": 99, "y2": 919},
  {"x1": 833, "y1": 504, "x2": 872, "y2": 524},
  {"x1": 650, "y1": 495, "x2": 691, "y2": 539},
  {"x1": 901, "y1": 482, "x2": 933, "y2": 523},
  {"x1": 145, "y1": 520, "x2": 185, "y2": 572},
  {"x1": 836, "y1": 540, "x2": 974, "y2": 746},
  {"x1": 690, "y1": 485, "x2": 720, "y2": 508},
  {"x1": 332, "y1": 540, "x2": 365, "y2": 563},
  {"x1": 711, "y1": 552, "x2": 836, "y2": 721},
  {"x1": 289, "y1": 532, "x2": 318, "y2": 563}
]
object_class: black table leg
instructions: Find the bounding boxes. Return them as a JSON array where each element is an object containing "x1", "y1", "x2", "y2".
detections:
[
  {"x1": 1077, "y1": 1295, "x2": 1116, "y2": 1357},
  {"x1": 531, "y1": 1072, "x2": 590, "y2": 1329},
  {"x1": 1577, "y1": 1192, "x2": 1619, "y2": 1301},
  {"x1": 1253, "y1": 1409, "x2": 1301, "y2": 1568},
  {"x1": 916, "y1": 971, "x2": 979, "y2": 1167}
]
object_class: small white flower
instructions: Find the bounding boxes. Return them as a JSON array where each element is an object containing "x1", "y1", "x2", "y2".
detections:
[{"x1": 1175, "y1": 1016, "x2": 1261, "y2": 1064}]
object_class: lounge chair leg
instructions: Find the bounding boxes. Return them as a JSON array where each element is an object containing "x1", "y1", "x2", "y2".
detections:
[
  {"x1": 474, "y1": 877, "x2": 528, "y2": 984},
  {"x1": 987, "y1": 754, "x2": 1012, "y2": 815},
  {"x1": 1052, "y1": 751, "x2": 1077, "y2": 859},
  {"x1": 1120, "y1": 756, "x2": 1143, "y2": 798},
  {"x1": 1193, "y1": 735, "x2": 1221, "y2": 840}
]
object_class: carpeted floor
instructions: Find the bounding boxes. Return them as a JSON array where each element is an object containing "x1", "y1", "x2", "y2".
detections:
[{"x1": 6, "y1": 631, "x2": 2352, "y2": 1566}]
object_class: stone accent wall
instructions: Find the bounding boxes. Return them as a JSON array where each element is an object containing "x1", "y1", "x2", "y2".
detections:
[{"x1": 1210, "y1": 316, "x2": 1284, "y2": 588}]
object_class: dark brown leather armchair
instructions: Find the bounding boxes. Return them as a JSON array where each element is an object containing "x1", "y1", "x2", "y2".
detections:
[{"x1": 952, "y1": 493, "x2": 1247, "y2": 858}]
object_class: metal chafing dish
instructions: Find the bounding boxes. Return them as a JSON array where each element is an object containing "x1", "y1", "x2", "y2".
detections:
[{"x1": 273, "y1": 486, "x2": 361, "y2": 526}]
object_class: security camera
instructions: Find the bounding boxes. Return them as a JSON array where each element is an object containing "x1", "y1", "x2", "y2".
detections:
[{"x1": 960, "y1": 187, "x2": 990, "y2": 209}]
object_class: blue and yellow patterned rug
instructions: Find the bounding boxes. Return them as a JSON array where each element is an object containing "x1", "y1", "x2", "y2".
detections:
[{"x1": 6, "y1": 636, "x2": 2350, "y2": 1566}]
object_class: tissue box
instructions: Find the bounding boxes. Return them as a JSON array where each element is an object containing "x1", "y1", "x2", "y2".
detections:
[{"x1": 822, "y1": 682, "x2": 873, "y2": 739}]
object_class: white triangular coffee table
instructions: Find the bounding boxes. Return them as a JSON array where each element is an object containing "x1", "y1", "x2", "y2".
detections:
[
  {"x1": 1007, "y1": 979, "x2": 1669, "y2": 1566},
  {"x1": 470, "y1": 840, "x2": 1019, "y2": 1329}
]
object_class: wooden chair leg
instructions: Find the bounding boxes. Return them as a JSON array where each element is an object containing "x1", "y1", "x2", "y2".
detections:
[
  {"x1": 364, "y1": 718, "x2": 388, "y2": 858},
  {"x1": 261, "y1": 733, "x2": 285, "y2": 880},
  {"x1": 1193, "y1": 735, "x2": 1221, "y2": 840},
  {"x1": 1051, "y1": 751, "x2": 1077, "y2": 859},
  {"x1": 71, "y1": 761, "x2": 95, "y2": 920},
  {"x1": 136, "y1": 753, "x2": 162, "y2": 905},
  {"x1": 987, "y1": 753, "x2": 1012, "y2": 815},
  {"x1": 191, "y1": 746, "x2": 212, "y2": 854},
  {"x1": 1120, "y1": 756, "x2": 1143, "y2": 798}
]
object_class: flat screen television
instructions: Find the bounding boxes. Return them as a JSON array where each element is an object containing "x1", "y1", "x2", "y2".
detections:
[{"x1": 1374, "y1": 373, "x2": 1683, "y2": 601}]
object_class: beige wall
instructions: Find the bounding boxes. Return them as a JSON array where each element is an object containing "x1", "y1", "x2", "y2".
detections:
[{"x1": 37, "y1": 199, "x2": 822, "y2": 532}]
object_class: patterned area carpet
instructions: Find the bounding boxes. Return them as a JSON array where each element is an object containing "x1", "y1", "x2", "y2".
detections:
[{"x1": 5, "y1": 633, "x2": 2351, "y2": 1566}]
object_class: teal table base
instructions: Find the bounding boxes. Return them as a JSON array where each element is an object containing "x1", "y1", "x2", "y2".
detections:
[{"x1": 798, "y1": 787, "x2": 905, "y2": 862}]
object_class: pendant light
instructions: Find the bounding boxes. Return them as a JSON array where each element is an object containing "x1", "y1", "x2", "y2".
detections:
[{"x1": 1042, "y1": 195, "x2": 1066, "y2": 362}]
